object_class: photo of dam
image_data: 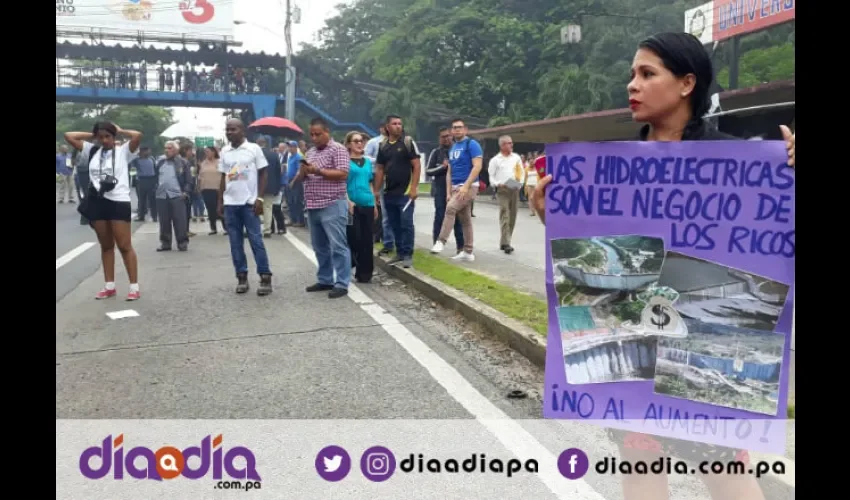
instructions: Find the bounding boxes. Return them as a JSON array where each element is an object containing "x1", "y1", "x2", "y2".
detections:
[
  {"x1": 656, "y1": 251, "x2": 790, "y2": 332},
  {"x1": 654, "y1": 319, "x2": 784, "y2": 415},
  {"x1": 551, "y1": 235, "x2": 666, "y2": 384}
]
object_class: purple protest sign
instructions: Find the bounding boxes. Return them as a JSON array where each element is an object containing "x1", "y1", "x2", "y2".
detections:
[{"x1": 542, "y1": 140, "x2": 794, "y2": 454}]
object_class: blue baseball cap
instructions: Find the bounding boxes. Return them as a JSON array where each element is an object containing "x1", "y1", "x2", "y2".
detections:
[{"x1": 287, "y1": 140, "x2": 298, "y2": 146}]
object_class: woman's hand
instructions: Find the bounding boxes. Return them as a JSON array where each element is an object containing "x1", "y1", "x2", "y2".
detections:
[
  {"x1": 780, "y1": 125, "x2": 795, "y2": 167},
  {"x1": 348, "y1": 201, "x2": 355, "y2": 214},
  {"x1": 531, "y1": 174, "x2": 552, "y2": 224}
]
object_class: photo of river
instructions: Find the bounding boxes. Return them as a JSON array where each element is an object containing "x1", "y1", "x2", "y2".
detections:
[{"x1": 550, "y1": 235, "x2": 667, "y2": 384}]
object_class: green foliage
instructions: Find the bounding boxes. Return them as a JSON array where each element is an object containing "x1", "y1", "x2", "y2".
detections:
[
  {"x1": 299, "y1": 0, "x2": 794, "y2": 126},
  {"x1": 56, "y1": 103, "x2": 175, "y2": 153}
]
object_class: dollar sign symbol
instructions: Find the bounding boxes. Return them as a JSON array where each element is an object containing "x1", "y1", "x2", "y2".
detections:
[{"x1": 651, "y1": 304, "x2": 671, "y2": 330}]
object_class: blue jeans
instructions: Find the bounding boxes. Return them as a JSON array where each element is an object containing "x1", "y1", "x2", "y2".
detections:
[
  {"x1": 380, "y1": 192, "x2": 395, "y2": 249},
  {"x1": 287, "y1": 181, "x2": 306, "y2": 225},
  {"x1": 383, "y1": 193, "x2": 415, "y2": 258},
  {"x1": 191, "y1": 191, "x2": 205, "y2": 217},
  {"x1": 224, "y1": 204, "x2": 271, "y2": 275},
  {"x1": 307, "y1": 199, "x2": 351, "y2": 289},
  {"x1": 432, "y1": 181, "x2": 463, "y2": 250}
]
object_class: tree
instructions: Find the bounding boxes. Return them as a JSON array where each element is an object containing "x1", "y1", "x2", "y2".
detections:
[
  {"x1": 56, "y1": 103, "x2": 175, "y2": 152},
  {"x1": 298, "y1": 0, "x2": 794, "y2": 126}
]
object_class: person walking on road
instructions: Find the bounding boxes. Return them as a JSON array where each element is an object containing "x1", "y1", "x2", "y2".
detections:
[
  {"x1": 130, "y1": 146, "x2": 157, "y2": 222},
  {"x1": 64, "y1": 121, "x2": 143, "y2": 300},
  {"x1": 487, "y1": 135, "x2": 523, "y2": 254},
  {"x1": 531, "y1": 32, "x2": 797, "y2": 500},
  {"x1": 374, "y1": 115, "x2": 421, "y2": 268},
  {"x1": 218, "y1": 119, "x2": 273, "y2": 296},
  {"x1": 294, "y1": 117, "x2": 351, "y2": 299},
  {"x1": 154, "y1": 141, "x2": 192, "y2": 252},
  {"x1": 56, "y1": 145, "x2": 76, "y2": 204},
  {"x1": 425, "y1": 127, "x2": 463, "y2": 254},
  {"x1": 430, "y1": 118, "x2": 483, "y2": 262},
  {"x1": 344, "y1": 131, "x2": 377, "y2": 283},
  {"x1": 255, "y1": 137, "x2": 286, "y2": 236},
  {"x1": 198, "y1": 146, "x2": 224, "y2": 235}
]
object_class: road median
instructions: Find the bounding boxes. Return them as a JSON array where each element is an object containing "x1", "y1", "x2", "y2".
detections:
[{"x1": 374, "y1": 247, "x2": 548, "y2": 368}]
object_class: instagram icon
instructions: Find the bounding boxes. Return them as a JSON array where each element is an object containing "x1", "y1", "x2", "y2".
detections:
[{"x1": 360, "y1": 446, "x2": 396, "y2": 482}]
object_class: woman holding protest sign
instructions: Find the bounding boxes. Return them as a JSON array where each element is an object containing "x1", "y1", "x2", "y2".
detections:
[{"x1": 532, "y1": 32, "x2": 795, "y2": 500}]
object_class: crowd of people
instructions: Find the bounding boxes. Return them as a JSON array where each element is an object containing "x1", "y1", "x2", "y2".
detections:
[{"x1": 57, "y1": 31, "x2": 797, "y2": 500}]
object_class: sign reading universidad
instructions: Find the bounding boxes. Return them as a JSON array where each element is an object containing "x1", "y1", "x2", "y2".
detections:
[{"x1": 542, "y1": 140, "x2": 794, "y2": 454}]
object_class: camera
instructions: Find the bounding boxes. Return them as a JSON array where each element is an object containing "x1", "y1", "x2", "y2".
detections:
[
  {"x1": 99, "y1": 174, "x2": 118, "y2": 195},
  {"x1": 366, "y1": 453, "x2": 389, "y2": 475}
]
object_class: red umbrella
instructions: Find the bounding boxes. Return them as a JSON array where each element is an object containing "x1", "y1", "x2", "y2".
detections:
[{"x1": 248, "y1": 117, "x2": 303, "y2": 137}]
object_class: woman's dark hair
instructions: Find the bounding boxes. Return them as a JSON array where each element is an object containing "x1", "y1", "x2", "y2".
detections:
[
  {"x1": 92, "y1": 121, "x2": 118, "y2": 137},
  {"x1": 638, "y1": 32, "x2": 714, "y2": 137},
  {"x1": 205, "y1": 146, "x2": 220, "y2": 159}
]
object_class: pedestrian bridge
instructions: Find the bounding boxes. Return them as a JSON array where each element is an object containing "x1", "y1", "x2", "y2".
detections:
[
  {"x1": 556, "y1": 263, "x2": 660, "y2": 291},
  {"x1": 54, "y1": 87, "x2": 378, "y2": 137}
]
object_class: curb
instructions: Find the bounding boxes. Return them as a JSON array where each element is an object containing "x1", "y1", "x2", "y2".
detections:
[{"x1": 373, "y1": 252, "x2": 548, "y2": 368}]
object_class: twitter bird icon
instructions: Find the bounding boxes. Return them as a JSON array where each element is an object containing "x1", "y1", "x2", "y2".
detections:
[
  {"x1": 324, "y1": 455, "x2": 342, "y2": 472},
  {"x1": 315, "y1": 445, "x2": 351, "y2": 481}
]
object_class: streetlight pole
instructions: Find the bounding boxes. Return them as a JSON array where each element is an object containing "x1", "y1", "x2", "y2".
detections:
[{"x1": 284, "y1": 0, "x2": 295, "y2": 121}]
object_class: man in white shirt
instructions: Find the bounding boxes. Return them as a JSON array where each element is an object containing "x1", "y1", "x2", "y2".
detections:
[
  {"x1": 487, "y1": 135, "x2": 524, "y2": 254},
  {"x1": 217, "y1": 119, "x2": 273, "y2": 295}
]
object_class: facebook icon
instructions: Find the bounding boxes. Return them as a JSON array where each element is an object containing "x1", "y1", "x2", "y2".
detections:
[{"x1": 557, "y1": 448, "x2": 590, "y2": 479}]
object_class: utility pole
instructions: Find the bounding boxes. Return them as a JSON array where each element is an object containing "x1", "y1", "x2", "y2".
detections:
[{"x1": 284, "y1": 0, "x2": 296, "y2": 121}]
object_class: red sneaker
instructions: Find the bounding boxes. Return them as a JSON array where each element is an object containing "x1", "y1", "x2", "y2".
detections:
[
  {"x1": 126, "y1": 291, "x2": 140, "y2": 301},
  {"x1": 95, "y1": 288, "x2": 117, "y2": 300}
]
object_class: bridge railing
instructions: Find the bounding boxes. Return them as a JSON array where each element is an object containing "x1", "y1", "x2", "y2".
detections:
[{"x1": 56, "y1": 65, "x2": 274, "y2": 95}]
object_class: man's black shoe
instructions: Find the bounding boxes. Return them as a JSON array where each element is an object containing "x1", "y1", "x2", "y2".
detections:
[
  {"x1": 328, "y1": 288, "x2": 348, "y2": 299},
  {"x1": 306, "y1": 283, "x2": 334, "y2": 292}
]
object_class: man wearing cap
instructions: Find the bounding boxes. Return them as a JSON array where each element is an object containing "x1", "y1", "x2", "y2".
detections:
[{"x1": 285, "y1": 141, "x2": 306, "y2": 226}]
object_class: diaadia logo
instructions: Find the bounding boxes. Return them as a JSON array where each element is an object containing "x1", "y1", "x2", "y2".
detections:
[{"x1": 79, "y1": 434, "x2": 261, "y2": 483}]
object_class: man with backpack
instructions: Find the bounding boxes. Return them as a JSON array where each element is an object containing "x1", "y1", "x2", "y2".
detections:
[
  {"x1": 154, "y1": 141, "x2": 193, "y2": 252},
  {"x1": 374, "y1": 115, "x2": 421, "y2": 268},
  {"x1": 430, "y1": 118, "x2": 483, "y2": 262}
]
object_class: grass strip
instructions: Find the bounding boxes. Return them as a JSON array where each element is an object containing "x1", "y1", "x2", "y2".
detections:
[{"x1": 377, "y1": 244, "x2": 547, "y2": 335}]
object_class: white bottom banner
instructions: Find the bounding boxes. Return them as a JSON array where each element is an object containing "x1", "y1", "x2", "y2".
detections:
[{"x1": 57, "y1": 419, "x2": 795, "y2": 500}]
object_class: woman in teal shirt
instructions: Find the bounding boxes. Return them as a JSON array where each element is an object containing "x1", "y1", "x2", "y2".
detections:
[{"x1": 344, "y1": 131, "x2": 378, "y2": 283}]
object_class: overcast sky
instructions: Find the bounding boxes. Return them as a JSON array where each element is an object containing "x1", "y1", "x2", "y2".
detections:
[{"x1": 171, "y1": 0, "x2": 350, "y2": 129}]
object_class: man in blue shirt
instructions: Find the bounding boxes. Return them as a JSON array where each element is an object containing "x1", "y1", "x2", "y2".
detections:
[
  {"x1": 56, "y1": 145, "x2": 76, "y2": 203},
  {"x1": 430, "y1": 118, "x2": 483, "y2": 262},
  {"x1": 365, "y1": 125, "x2": 395, "y2": 255},
  {"x1": 130, "y1": 146, "x2": 157, "y2": 221},
  {"x1": 285, "y1": 141, "x2": 306, "y2": 226}
]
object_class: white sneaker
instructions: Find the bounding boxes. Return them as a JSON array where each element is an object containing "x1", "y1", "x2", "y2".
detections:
[
  {"x1": 452, "y1": 251, "x2": 475, "y2": 262},
  {"x1": 430, "y1": 241, "x2": 445, "y2": 254}
]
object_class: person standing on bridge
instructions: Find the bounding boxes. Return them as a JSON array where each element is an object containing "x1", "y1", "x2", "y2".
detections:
[
  {"x1": 64, "y1": 122, "x2": 143, "y2": 301},
  {"x1": 531, "y1": 32, "x2": 796, "y2": 500},
  {"x1": 217, "y1": 119, "x2": 273, "y2": 296}
]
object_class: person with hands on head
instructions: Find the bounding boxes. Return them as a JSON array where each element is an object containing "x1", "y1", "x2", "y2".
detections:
[
  {"x1": 294, "y1": 117, "x2": 352, "y2": 299},
  {"x1": 430, "y1": 118, "x2": 483, "y2": 262},
  {"x1": 529, "y1": 32, "x2": 796, "y2": 500},
  {"x1": 64, "y1": 121, "x2": 143, "y2": 301},
  {"x1": 217, "y1": 118, "x2": 273, "y2": 296}
]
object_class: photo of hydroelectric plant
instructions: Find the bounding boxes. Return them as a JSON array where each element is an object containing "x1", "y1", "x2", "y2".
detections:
[{"x1": 551, "y1": 235, "x2": 665, "y2": 384}]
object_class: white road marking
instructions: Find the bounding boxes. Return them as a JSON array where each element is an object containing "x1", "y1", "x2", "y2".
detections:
[
  {"x1": 284, "y1": 232, "x2": 606, "y2": 500},
  {"x1": 56, "y1": 242, "x2": 96, "y2": 270},
  {"x1": 106, "y1": 309, "x2": 140, "y2": 320}
]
